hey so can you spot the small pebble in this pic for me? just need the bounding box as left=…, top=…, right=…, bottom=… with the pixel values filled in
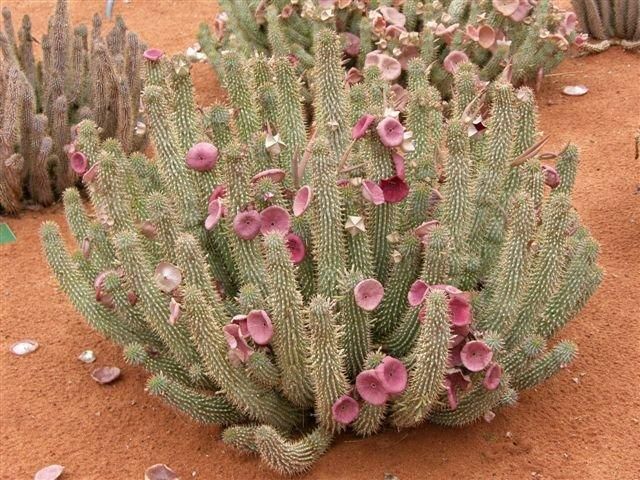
left=78, top=350, right=96, bottom=363
left=10, top=340, right=38, bottom=356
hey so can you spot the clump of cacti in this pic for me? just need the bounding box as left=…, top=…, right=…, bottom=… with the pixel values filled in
left=0, top=0, right=146, bottom=214
left=41, top=30, right=601, bottom=475
left=198, top=0, right=583, bottom=99
left=571, top=0, right=640, bottom=52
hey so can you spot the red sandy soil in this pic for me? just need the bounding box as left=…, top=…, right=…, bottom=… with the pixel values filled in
left=1, top=1, right=639, bottom=479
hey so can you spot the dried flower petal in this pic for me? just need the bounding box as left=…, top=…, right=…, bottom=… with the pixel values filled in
left=34, top=464, right=64, bottom=480
left=91, top=366, right=121, bottom=384
left=542, top=164, right=561, bottom=188
left=562, top=85, right=589, bottom=96
left=168, top=298, right=181, bottom=325
left=154, top=262, right=182, bottom=293
left=10, top=339, right=39, bottom=356
left=342, top=32, right=361, bottom=56
left=443, top=50, right=469, bottom=74
left=144, top=464, right=179, bottom=480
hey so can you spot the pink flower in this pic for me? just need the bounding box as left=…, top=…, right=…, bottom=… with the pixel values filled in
left=390, top=83, right=409, bottom=110
left=361, top=180, right=385, bottom=205
left=293, top=185, right=313, bottom=217
left=460, top=340, right=493, bottom=372
left=385, top=24, right=407, bottom=40
left=493, top=0, right=520, bottom=17
left=380, top=6, right=406, bottom=27
left=375, top=356, right=407, bottom=394
left=331, top=395, right=360, bottom=424
left=354, top=278, right=384, bottom=311
left=448, top=342, right=464, bottom=367
left=542, top=165, right=560, bottom=189
left=434, top=23, right=459, bottom=44
left=205, top=198, right=224, bottom=230
left=414, top=220, right=440, bottom=241
left=376, top=117, right=405, bottom=147
left=186, top=142, right=219, bottom=172
left=70, top=152, right=88, bottom=174
left=447, top=369, right=472, bottom=391
left=318, top=0, right=336, bottom=7
left=83, top=162, right=99, bottom=184
left=443, top=377, right=459, bottom=409
left=233, top=210, right=261, bottom=240
left=143, top=48, right=164, bottom=61
left=365, top=51, right=382, bottom=69
left=379, top=176, right=409, bottom=203
left=260, top=205, right=291, bottom=235
left=352, top=114, right=376, bottom=140
left=483, top=362, right=503, bottom=390
left=378, top=54, right=402, bottom=81
left=223, top=323, right=253, bottom=362
left=251, top=168, right=286, bottom=184
left=346, top=67, right=364, bottom=85
left=449, top=293, right=472, bottom=326
left=478, top=25, right=496, bottom=49
left=246, top=309, right=273, bottom=345
left=342, top=32, right=361, bottom=57
left=509, top=0, right=532, bottom=22
left=168, top=297, right=181, bottom=325
left=408, top=279, right=429, bottom=307
left=209, top=185, right=226, bottom=202
left=286, top=233, right=306, bottom=264
left=443, top=50, right=469, bottom=74
left=231, top=314, right=249, bottom=337
left=465, top=25, right=480, bottom=41
left=356, top=369, right=389, bottom=405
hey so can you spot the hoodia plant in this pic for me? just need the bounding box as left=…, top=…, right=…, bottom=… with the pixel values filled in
left=42, top=29, right=601, bottom=475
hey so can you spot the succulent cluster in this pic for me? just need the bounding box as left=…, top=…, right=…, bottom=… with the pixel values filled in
left=571, top=0, right=640, bottom=52
left=198, top=0, right=583, bottom=99
left=0, top=0, right=146, bottom=214
left=41, top=29, right=601, bottom=475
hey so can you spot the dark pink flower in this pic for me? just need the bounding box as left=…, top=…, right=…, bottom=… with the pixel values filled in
left=70, top=152, right=88, bottom=174
left=449, top=293, right=472, bottom=326
left=223, top=323, right=253, bottom=362
left=352, top=114, right=376, bottom=140
left=331, top=395, right=360, bottom=424
left=460, top=340, right=493, bottom=372
left=342, top=32, right=361, bottom=57
left=452, top=323, right=470, bottom=338
left=392, top=153, right=405, bottom=179
left=231, top=314, right=249, bottom=337
left=356, top=369, right=389, bottom=405
left=379, top=176, right=409, bottom=203
left=251, top=168, right=286, bottom=184
left=448, top=342, right=464, bottom=367
left=286, top=233, right=306, bottom=264
left=376, top=117, right=405, bottom=147
left=447, top=369, right=472, bottom=391
left=542, top=165, right=560, bottom=189
left=375, top=356, right=407, bottom=394
left=483, top=362, right=503, bottom=390
left=186, top=142, right=219, bottom=172
left=293, top=185, right=312, bottom=217
left=443, top=50, right=469, bottom=74
left=233, top=210, right=261, bottom=240
left=346, top=67, right=364, bottom=85
left=246, top=309, right=273, bottom=345
left=354, top=278, right=384, bottom=311
left=260, top=205, right=291, bottom=235
left=408, top=279, right=429, bottom=307
left=361, top=179, right=385, bottom=205
left=478, top=25, right=496, bottom=49
left=209, top=185, right=227, bottom=202
left=143, top=48, right=164, bottom=61
left=205, top=198, right=224, bottom=230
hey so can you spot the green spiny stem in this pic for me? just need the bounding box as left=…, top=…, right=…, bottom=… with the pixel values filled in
left=429, top=382, right=506, bottom=427
left=420, top=225, right=452, bottom=285
left=263, top=232, right=314, bottom=407
left=62, top=188, right=92, bottom=246
left=265, top=5, right=291, bottom=57
left=182, top=285, right=300, bottom=430
left=506, top=193, right=572, bottom=349
left=312, top=29, right=349, bottom=162
left=476, top=192, right=535, bottom=333
left=146, top=192, right=183, bottom=263
left=40, top=222, right=140, bottom=347
left=384, top=305, right=421, bottom=358
left=308, top=295, right=350, bottom=433
left=254, top=425, right=333, bottom=476
left=512, top=341, right=577, bottom=391
left=406, top=83, right=443, bottom=183
left=170, top=54, right=201, bottom=154
left=391, top=290, right=451, bottom=429
left=147, top=373, right=244, bottom=425
left=222, top=425, right=259, bottom=454
left=246, top=350, right=281, bottom=389
left=124, top=343, right=204, bottom=388
left=451, top=62, right=478, bottom=117
left=338, top=270, right=373, bottom=379
left=113, top=230, right=200, bottom=368
left=222, top=51, right=260, bottom=145
left=310, top=137, right=347, bottom=298
left=554, top=143, right=579, bottom=196
left=373, top=235, right=422, bottom=340
left=290, top=216, right=317, bottom=302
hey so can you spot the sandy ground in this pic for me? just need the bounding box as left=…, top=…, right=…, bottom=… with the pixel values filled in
left=1, top=1, right=639, bottom=479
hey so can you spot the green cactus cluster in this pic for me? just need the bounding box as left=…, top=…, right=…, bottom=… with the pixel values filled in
left=41, top=29, right=600, bottom=475
left=0, top=0, right=146, bottom=214
left=572, top=0, right=640, bottom=52
left=198, top=0, right=584, bottom=101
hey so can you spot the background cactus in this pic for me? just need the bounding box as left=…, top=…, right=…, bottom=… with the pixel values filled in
left=41, top=29, right=600, bottom=475
left=571, top=0, right=640, bottom=52
left=0, top=0, right=146, bottom=215
left=198, top=0, right=584, bottom=101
